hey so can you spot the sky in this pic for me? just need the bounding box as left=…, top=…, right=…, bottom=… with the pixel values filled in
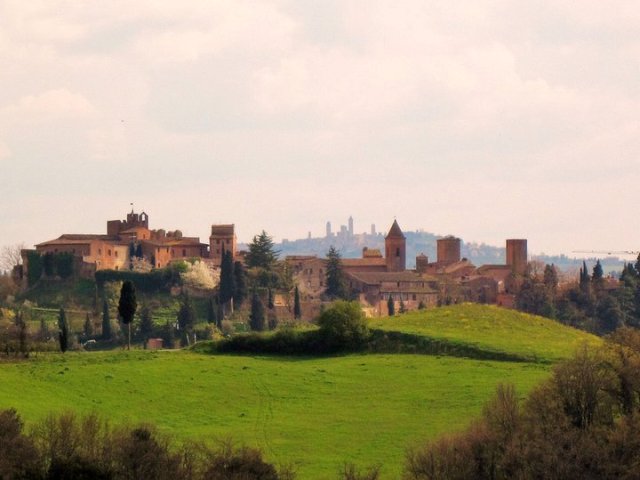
left=1, top=1, right=639, bottom=256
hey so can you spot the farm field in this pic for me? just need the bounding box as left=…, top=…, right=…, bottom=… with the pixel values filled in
left=370, top=303, right=600, bottom=362
left=0, top=351, right=549, bottom=479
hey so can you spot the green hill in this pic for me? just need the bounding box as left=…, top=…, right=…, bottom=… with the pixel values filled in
left=370, top=303, right=600, bottom=363
left=0, top=303, right=598, bottom=478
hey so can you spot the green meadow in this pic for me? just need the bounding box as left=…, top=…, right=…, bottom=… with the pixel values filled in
left=0, top=304, right=598, bottom=478
left=370, top=303, right=600, bottom=362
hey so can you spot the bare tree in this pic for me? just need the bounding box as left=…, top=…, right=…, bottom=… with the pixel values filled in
left=0, top=243, right=25, bottom=273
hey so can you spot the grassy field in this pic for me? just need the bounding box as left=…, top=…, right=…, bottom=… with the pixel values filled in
left=0, top=351, right=549, bottom=479
left=370, top=304, right=600, bottom=362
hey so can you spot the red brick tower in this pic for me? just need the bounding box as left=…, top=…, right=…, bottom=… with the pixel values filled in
left=385, top=220, right=406, bottom=272
left=437, top=236, right=461, bottom=264
left=506, top=239, right=528, bottom=275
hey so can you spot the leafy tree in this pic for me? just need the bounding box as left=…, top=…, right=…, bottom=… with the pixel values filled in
left=293, top=285, right=302, bottom=320
left=16, top=312, right=27, bottom=357
left=58, top=308, right=69, bottom=353
left=233, top=261, right=247, bottom=307
left=161, top=320, right=175, bottom=349
left=317, top=301, right=369, bottom=350
left=117, top=280, right=137, bottom=350
left=139, top=304, right=154, bottom=347
left=592, top=259, right=605, bottom=291
left=102, top=299, right=112, bottom=340
left=219, top=249, right=235, bottom=311
left=177, top=294, right=196, bottom=345
left=325, top=246, right=348, bottom=299
left=387, top=295, right=395, bottom=316
left=543, top=264, right=559, bottom=295
left=39, top=317, right=49, bottom=342
left=249, top=291, right=266, bottom=332
left=245, top=231, right=279, bottom=270
left=83, top=312, right=93, bottom=339
left=135, top=244, right=143, bottom=259
left=418, top=300, right=426, bottom=310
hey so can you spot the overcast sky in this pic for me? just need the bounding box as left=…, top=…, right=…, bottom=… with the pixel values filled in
left=1, top=1, right=639, bottom=256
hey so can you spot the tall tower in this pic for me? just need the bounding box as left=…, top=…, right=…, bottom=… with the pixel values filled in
left=506, top=239, right=527, bottom=276
left=209, top=224, right=237, bottom=266
left=437, top=236, right=461, bottom=264
left=348, top=216, right=354, bottom=237
left=326, top=221, right=332, bottom=238
left=384, top=220, right=406, bottom=272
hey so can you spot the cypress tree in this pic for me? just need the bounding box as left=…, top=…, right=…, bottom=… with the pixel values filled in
left=83, top=312, right=93, bottom=339
left=135, top=243, right=143, bottom=258
left=233, top=261, right=247, bottom=307
left=249, top=291, right=266, bottom=331
left=219, top=249, right=236, bottom=311
left=58, top=308, right=69, bottom=353
left=207, top=297, right=217, bottom=325
left=102, top=299, right=112, bottom=340
left=399, top=297, right=406, bottom=314
left=118, top=280, right=137, bottom=350
left=293, top=285, right=302, bottom=320
left=177, top=293, right=196, bottom=345
left=268, top=288, right=274, bottom=309
left=387, top=295, right=395, bottom=316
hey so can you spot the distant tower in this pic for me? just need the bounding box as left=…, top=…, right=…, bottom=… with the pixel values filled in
left=348, top=216, right=354, bottom=237
left=326, top=221, right=332, bottom=238
left=385, top=220, right=406, bottom=272
left=371, top=224, right=376, bottom=236
left=437, top=236, right=461, bottom=264
left=506, top=239, right=528, bottom=275
left=416, top=253, right=429, bottom=273
left=209, top=224, right=237, bottom=266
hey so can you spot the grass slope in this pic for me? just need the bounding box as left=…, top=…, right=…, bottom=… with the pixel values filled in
left=0, top=351, right=548, bottom=479
left=370, top=303, right=600, bottom=363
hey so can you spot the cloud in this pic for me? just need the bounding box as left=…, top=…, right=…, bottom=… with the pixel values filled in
left=1, top=89, right=96, bottom=120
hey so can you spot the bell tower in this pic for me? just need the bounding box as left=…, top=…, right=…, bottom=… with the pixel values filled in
left=385, top=220, right=406, bottom=272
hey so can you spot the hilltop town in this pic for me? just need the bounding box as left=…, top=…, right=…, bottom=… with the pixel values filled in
left=16, top=209, right=532, bottom=316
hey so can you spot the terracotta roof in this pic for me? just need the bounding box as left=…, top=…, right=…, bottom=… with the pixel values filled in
left=342, top=258, right=386, bottom=267
left=142, top=238, right=207, bottom=248
left=36, top=234, right=116, bottom=247
left=385, top=220, right=405, bottom=239
left=347, top=270, right=437, bottom=284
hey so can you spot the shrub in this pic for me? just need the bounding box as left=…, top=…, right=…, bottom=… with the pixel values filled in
left=317, top=301, right=369, bottom=351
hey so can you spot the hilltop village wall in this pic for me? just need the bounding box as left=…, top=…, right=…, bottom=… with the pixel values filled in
left=21, top=211, right=527, bottom=316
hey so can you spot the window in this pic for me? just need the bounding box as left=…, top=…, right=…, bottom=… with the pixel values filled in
left=412, top=294, right=416, bottom=301
left=115, top=251, right=118, bottom=257
left=108, top=249, right=111, bottom=256
left=182, top=249, right=187, bottom=257
left=216, top=239, right=220, bottom=244
left=319, top=281, right=323, bottom=287
left=396, top=247, right=400, bottom=257
left=98, top=249, right=102, bottom=255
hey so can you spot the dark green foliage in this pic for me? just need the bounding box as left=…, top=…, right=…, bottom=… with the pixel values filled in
left=399, top=298, right=407, bottom=314
left=83, top=312, right=93, bottom=339
left=293, top=285, right=301, bottom=320
left=43, top=252, right=55, bottom=276
left=387, top=295, right=395, bottom=316
left=129, top=242, right=136, bottom=259
left=267, top=288, right=274, bottom=309
left=26, top=251, right=43, bottom=286
left=249, top=291, right=266, bottom=332
left=543, top=264, right=558, bottom=294
left=55, top=253, right=74, bottom=279
left=268, top=310, right=278, bottom=330
left=16, top=312, right=28, bottom=357
left=219, top=249, right=235, bottom=306
left=233, top=261, right=247, bottom=307
left=0, top=409, right=41, bottom=479
left=94, top=267, right=181, bottom=294
left=58, top=308, right=69, bottom=353
left=135, top=243, right=143, bottom=259
left=417, top=300, right=426, bottom=310
left=161, top=320, right=175, bottom=349
left=325, top=246, right=348, bottom=299
left=317, top=301, right=369, bottom=351
left=245, top=231, right=279, bottom=269
left=118, top=280, right=137, bottom=349
left=207, top=297, right=217, bottom=325
left=139, top=304, right=154, bottom=345
left=101, top=300, right=111, bottom=340
left=177, top=294, right=196, bottom=343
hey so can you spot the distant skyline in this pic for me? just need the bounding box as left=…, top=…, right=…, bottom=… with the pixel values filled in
left=2, top=1, right=639, bottom=257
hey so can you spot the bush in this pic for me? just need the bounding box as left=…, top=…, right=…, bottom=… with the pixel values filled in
left=317, top=301, right=369, bottom=351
